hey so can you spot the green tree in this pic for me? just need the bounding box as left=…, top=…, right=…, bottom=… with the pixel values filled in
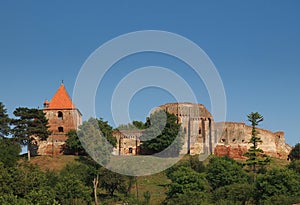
left=25, top=188, right=58, bottom=205
left=165, top=166, right=210, bottom=205
left=12, top=107, right=51, bottom=161
left=133, top=120, right=147, bottom=129
left=0, top=162, right=14, bottom=196
left=206, top=156, right=249, bottom=190
left=263, top=195, right=300, bottom=205
left=213, top=183, right=255, bottom=205
left=98, top=118, right=117, bottom=148
left=117, top=120, right=146, bottom=130
left=289, top=143, right=300, bottom=161
left=77, top=118, right=113, bottom=205
left=288, top=159, right=300, bottom=174
left=10, top=163, right=49, bottom=198
left=0, top=102, right=11, bottom=138
left=99, top=167, right=127, bottom=196
left=189, top=155, right=206, bottom=173
left=255, top=168, right=300, bottom=204
left=52, top=162, right=92, bottom=204
left=0, top=194, right=28, bottom=205
left=141, top=110, right=183, bottom=157
left=55, top=172, right=92, bottom=204
left=0, top=138, right=20, bottom=167
left=243, top=112, right=270, bottom=181
left=66, top=130, right=85, bottom=155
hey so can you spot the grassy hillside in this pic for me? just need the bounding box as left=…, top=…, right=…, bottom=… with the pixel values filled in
left=28, top=155, right=79, bottom=171
left=26, top=154, right=292, bottom=205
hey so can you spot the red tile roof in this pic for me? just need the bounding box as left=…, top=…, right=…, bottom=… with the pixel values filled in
left=47, top=84, right=75, bottom=109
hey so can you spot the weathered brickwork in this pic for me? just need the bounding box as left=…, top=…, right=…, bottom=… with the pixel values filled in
left=113, top=130, right=143, bottom=155
left=35, top=86, right=291, bottom=159
left=214, top=122, right=291, bottom=159
left=159, top=102, right=214, bottom=155
left=116, top=102, right=291, bottom=159
left=33, top=84, right=82, bottom=155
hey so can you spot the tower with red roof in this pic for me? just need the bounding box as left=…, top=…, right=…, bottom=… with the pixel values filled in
left=37, top=83, right=82, bottom=155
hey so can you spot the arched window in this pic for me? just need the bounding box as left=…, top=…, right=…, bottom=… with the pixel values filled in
left=198, top=128, right=202, bottom=135
left=58, top=126, right=64, bottom=132
left=58, top=111, right=63, bottom=120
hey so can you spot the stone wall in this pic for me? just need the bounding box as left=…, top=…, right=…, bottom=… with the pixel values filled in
left=113, top=130, right=143, bottom=155
left=112, top=103, right=291, bottom=160
left=159, top=102, right=214, bottom=155
left=214, top=122, right=291, bottom=159
left=33, top=108, right=82, bottom=155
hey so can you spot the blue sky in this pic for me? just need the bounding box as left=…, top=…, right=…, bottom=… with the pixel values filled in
left=0, top=1, right=299, bottom=146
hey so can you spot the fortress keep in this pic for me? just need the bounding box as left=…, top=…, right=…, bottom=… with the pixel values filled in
left=34, top=84, right=82, bottom=155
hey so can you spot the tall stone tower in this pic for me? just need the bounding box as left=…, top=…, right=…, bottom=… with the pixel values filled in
left=159, top=102, right=215, bottom=155
left=36, top=83, right=82, bottom=155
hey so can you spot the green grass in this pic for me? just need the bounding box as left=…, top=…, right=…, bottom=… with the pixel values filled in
left=133, top=172, right=170, bottom=205
left=26, top=154, right=292, bottom=204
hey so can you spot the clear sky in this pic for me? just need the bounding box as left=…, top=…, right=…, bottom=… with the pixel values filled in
left=0, top=1, right=299, bottom=146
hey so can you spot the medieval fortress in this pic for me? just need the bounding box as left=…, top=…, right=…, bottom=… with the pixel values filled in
left=35, top=84, right=291, bottom=159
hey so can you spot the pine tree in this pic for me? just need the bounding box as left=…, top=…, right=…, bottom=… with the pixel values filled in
left=12, top=107, right=51, bottom=161
left=0, top=102, right=11, bottom=138
left=243, top=112, right=270, bottom=181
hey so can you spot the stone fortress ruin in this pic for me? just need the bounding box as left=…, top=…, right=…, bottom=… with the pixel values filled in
left=115, top=102, right=291, bottom=159
left=36, top=84, right=291, bottom=159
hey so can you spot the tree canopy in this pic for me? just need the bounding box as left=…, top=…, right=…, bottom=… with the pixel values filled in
left=255, top=168, right=300, bottom=203
left=66, top=129, right=85, bottom=155
left=243, top=112, right=270, bottom=181
left=289, top=143, right=300, bottom=161
left=165, top=166, right=210, bottom=205
left=0, top=138, right=20, bottom=167
left=141, top=110, right=183, bottom=157
left=98, top=118, right=117, bottom=147
left=206, top=156, right=249, bottom=189
left=12, top=107, right=51, bottom=160
left=0, top=102, right=10, bottom=138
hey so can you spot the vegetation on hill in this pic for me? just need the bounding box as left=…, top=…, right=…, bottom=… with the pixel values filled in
left=0, top=101, right=299, bottom=204
left=1, top=154, right=299, bottom=205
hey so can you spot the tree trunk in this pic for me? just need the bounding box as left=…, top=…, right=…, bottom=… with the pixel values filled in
left=136, top=176, right=139, bottom=202
left=127, top=176, right=134, bottom=196
left=93, top=174, right=99, bottom=205
left=27, top=143, right=31, bottom=161
left=253, top=163, right=257, bottom=182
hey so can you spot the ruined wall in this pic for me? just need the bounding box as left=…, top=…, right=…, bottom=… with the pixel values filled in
left=159, top=103, right=214, bottom=155
left=214, top=122, right=291, bottom=159
left=112, top=103, right=292, bottom=160
left=113, top=130, right=143, bottom=155
left=33, top=108, right=82, bottom=155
